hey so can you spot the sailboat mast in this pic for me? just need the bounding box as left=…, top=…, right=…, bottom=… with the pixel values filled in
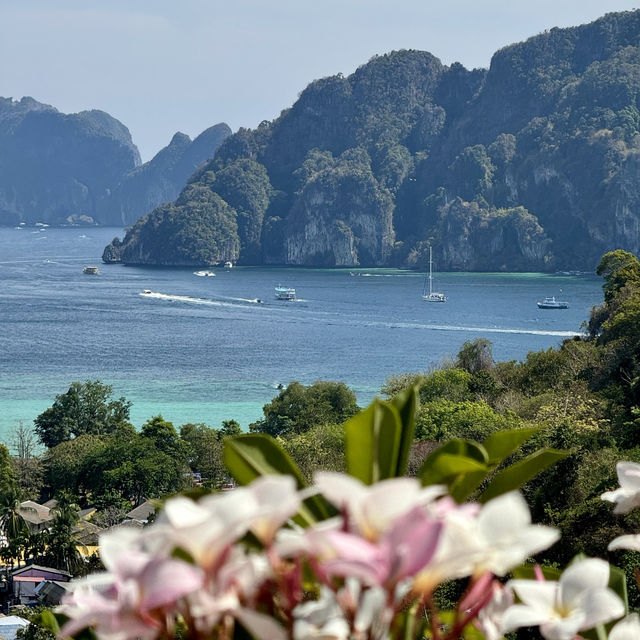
left=429, top=246, right=433, bottom=296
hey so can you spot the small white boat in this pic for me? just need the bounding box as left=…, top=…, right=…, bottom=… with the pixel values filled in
left=142, top=289, right=152, bottom=295
left=422, top=246, right=446, bottom=302
left=193, top=270, right=215, bottom=277
left=537, top=296, right=568, bottom=309
left=224, top=261, right=233, bottom=270
left=275, top=285, right=296, bottom=301
left=82, top=265, right=99, bottom=275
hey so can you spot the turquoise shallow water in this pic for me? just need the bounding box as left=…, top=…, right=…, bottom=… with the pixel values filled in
left=0, top=227, right=604, bottom=442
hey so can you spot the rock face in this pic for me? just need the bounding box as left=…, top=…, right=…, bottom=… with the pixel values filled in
left=104, top=9, right=640, bottom=269
left=0, top=97, right=140, bottom=225
left=0, top=96, right=231, bottom=227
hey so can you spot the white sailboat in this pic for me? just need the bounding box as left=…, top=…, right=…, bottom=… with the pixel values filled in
left=422, top=246, right=447, bottom=302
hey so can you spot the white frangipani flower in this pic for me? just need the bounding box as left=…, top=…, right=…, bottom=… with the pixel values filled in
left=475, top=582, right=514, bottom=640
left=471, top=492, right=560, bottom=576
left=293, top=587, right=349, bottom=640
left=314, top=471, right=445, bottom=540
left=151, top=491, right=255, bottom=569
left=609, top=613, right=640, bottom=640
left=601, top=461, right=640, bottom=514
left=247, top=474, right=302, bottom=545
left=502, top=558, right=625, bottom=640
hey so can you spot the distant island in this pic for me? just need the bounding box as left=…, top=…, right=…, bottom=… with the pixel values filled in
left=0, top=96, right=230, bottom=227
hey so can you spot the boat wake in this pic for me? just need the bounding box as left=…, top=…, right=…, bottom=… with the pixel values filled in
left=227, top=297, right=264, bottom=304
left=139, top=291, right=265, bottom=309
left=422, top=324, right=581, bottom=337
left=378, top=321, right=581, bottom=337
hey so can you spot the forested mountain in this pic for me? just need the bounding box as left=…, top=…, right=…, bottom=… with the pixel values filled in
left=0, top=97, right=140, bottom=226
left=0, top=97, right=230, bottom=226
left=105, top=10, right=640, bottom=271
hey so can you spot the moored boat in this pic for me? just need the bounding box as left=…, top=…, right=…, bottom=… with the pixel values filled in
left=422, top=246, right=446, bottom=302
left=537, top=296, right=568, bottom=309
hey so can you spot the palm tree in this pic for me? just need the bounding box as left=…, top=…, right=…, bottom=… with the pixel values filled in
left=45, top=491, right=84, bottom=574
left=0, top=487, right=30, bottom=566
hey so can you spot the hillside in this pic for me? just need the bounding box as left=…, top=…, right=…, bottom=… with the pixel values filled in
left=0, top=97, right=140, bottom=226
left=105, top=10, right=640, bottom=271
left=0, top=97, right=231, bottom=227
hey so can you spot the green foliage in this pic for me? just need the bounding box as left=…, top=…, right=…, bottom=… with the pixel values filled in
left=0, top=443, right=17, bottom=494
left=249, top=381, right=359, bottom=437
left=417, top=369, right=474, bottom=403
left=223, top=434, right=333, bottom=526
left=456, top=339, right=494, bottom=374
left=180, top=422, right=227, bottom=488
left=16, top=607, right=57, bottom=640
left=596, top=249, right=640, bottom=303
left=280, top=423, right=345, bottom=482
left=416, top=399, right=522, bottom=443
left=43, top=435, right=105, bottom=496
left=43, top=490, right=85, bottom=575
left=344, top=386, right=418, bottom=484
left=141, top=415, right=186, bottom=459
left=34, top=380, right=132, bottom=448
left=418, top=427, right=568, bottom=504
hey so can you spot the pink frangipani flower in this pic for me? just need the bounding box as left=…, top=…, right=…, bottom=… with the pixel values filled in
left=59, top=552, right=203, bottom=640
left=314, top=471, right=445, bottom=541
left=316, top=505, right=442, bottom=588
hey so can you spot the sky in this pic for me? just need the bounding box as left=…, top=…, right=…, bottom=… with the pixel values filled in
left=1, top=1, right=639, bottom=162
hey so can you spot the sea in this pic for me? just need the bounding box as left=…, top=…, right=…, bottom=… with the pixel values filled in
left=0, top=226, right=605, bottom=443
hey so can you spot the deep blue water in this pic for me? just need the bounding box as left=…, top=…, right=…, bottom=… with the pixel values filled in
left=0, top=227, right=605, bottom=438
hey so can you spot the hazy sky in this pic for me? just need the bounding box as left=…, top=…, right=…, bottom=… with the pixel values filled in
left=1, top=1, right=639, bottom=161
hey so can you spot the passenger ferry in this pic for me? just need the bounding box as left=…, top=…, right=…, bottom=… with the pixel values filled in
left=537, top=296, right=568, bottom=309
left=82, top=265, right=99, bottom=275
left=275, top=285, right=296, bottom=301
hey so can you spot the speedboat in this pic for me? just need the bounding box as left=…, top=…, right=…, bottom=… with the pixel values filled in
left=82, top=265, right=99, bottom=275
left=537, top=296, right=568, bottom=309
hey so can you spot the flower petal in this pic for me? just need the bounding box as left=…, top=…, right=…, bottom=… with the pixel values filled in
left=609, top=613, right=640, bottom=640
left=508, top=579, right=557, bottom=613
left=559, top=558, right=609, bottom=609
left=501, top=604, right=554, bottom=633
left=578, top=586, right=625, bottom=630
left=609, top=534, right=640, bottom=552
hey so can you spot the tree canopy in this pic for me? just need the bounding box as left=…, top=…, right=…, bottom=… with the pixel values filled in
left=34, top=381, right=131, bottom=448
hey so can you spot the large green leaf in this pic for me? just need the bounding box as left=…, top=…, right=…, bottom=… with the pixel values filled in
left=344, top=400, right=402, bottom=484
left=482, top=426, right=541, bottom=465
left=511, top=564, right=562, bottom=581
left=419, top=439, right=489, bottom=497
left=387, top=385, right=418, bottom=477
left=480, top=448, right=569, bottom=502
left=224, top=434, right=308, bottom=486
left=223, top=434, right=331, bottom=524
